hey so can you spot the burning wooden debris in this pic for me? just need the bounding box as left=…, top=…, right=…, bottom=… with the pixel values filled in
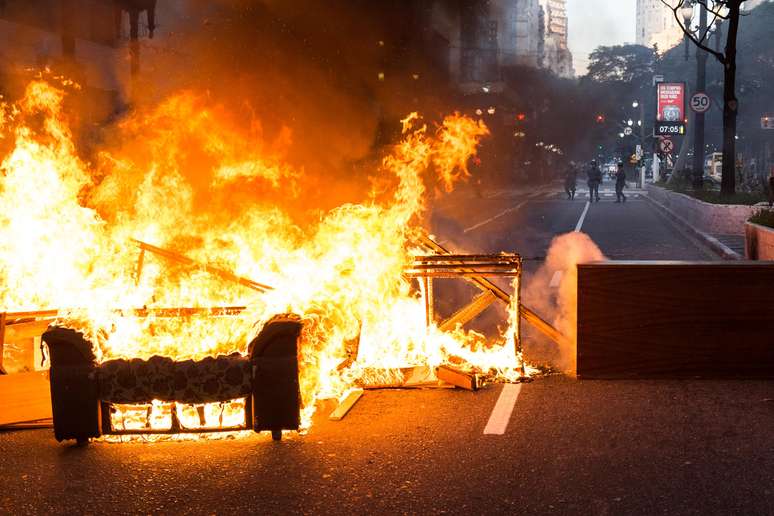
left=0, top=81, right=580, bottom=437
left=435, top=365, right=483, bottom=391
left=1, top=235, right=571, bottom=431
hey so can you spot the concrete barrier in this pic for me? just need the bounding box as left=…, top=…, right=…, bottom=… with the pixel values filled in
left=646, top=184, right=758, bottom=236
left=745, top=222, right=774, bottom=260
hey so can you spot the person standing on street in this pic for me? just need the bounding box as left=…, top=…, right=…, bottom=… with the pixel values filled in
left=588, top=160, right=601, bottom=202
left=564, top=162, right=577, bottom=200
left=615, top=161, right=627, bottom=203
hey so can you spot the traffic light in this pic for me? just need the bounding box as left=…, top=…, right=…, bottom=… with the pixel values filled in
left=595, top=114, right=606, bottom=124
left=516, top=113, right=527, bottom=122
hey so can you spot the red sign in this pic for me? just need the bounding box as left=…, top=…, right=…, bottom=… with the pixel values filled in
left=657, top=83, right=686, bottom=122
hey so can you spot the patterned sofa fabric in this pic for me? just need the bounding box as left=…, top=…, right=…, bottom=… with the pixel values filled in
left=99, top=353, right=252, bottom=404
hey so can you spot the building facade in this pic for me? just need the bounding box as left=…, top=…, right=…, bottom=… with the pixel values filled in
left=427, top=0, right=573, bottom=90
left=540, top=0, right=573, bottom=77
left=636, top=0, right=683, bottom=52
left=491, top=0, right=543, bottom=68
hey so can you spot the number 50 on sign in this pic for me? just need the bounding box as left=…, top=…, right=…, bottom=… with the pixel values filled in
left=690, top=93, right=711, bottom=113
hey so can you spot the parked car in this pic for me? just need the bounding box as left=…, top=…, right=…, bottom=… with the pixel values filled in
left=702, top=175, right=721, bottom=190
left=704, top=152, right=722, bottom=181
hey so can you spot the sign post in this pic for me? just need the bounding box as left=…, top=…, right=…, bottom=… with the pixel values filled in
left=655, top=82, right=686, bottom=136
left=659, top=137, right=675, bottom=155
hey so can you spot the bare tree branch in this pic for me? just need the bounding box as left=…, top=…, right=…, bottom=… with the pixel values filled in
left=660, top=0, right=727, bottom=63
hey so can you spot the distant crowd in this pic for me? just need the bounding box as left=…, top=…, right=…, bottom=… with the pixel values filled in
left=564, top=160, right=628, bottom=203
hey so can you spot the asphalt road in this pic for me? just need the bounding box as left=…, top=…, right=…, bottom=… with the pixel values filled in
left=2, top=181, right=772, bottom=515
left=2, top=377, right=772, bottom=515
left=431, top=181, right=714, bottom=263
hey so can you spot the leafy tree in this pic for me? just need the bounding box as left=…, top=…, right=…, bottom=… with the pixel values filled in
left=586, top=45, right=657, bottom=84
left=580, top=45, right=657, bottom=164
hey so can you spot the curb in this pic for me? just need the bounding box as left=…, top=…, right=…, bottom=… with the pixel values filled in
left=644, top=193, right=743, bottom=261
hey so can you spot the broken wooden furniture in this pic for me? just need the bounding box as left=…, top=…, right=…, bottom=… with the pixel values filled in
left=410, top=237, right=527, bottom=375
left=577, top=261, right=774, bottom=378
left=43, top=313, right=302, bottom=443
left=132, top=239, right=272, bottom=292
left=417, top=235, right=571, bottom=352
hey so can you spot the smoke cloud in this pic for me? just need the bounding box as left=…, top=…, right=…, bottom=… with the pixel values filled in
left=523, top=231, right=606, bottom=374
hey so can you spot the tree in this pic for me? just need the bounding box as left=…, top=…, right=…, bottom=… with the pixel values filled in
left=660, top=0, right=748, bottom=197
left=586, top=45, right=657, bottom=84
left=582, top=45, right=657, bottom=161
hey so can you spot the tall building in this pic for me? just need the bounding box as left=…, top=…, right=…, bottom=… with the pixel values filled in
left=540, top=0, right=573, bottom=77
left=491, top=0, right=542, bottom=68
left=636, top=0, right=683, bottom=51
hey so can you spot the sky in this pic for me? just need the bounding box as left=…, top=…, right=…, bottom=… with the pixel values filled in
left=567, top=0, right=637, bottom=76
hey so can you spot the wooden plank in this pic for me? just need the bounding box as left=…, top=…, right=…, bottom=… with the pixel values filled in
left=402, top=366, right=436, bottom=386
left=0, top=371, right=52, bottom=426
left=439, top=290, right=496, bottom=332
left=133, top=239, right=273, bottom=292
left=0, top=419, right=52, bottom=430
left=423, top=276, right=434, bottom=327
left=577, top=261, right=774, bottom=378
left=435, top=365, right=482, bottom=391
left=4, top=319, right=52, bottom=343
left=328, top=389, right=364, bottom=421
left=2, top=338, right=36, bottom=372
left=0, top=312, right=6, bottom=374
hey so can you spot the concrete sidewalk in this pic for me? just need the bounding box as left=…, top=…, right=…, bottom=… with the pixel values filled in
left=644, top=187, right=745, bottom=260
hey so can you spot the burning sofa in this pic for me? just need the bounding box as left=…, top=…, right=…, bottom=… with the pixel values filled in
left=43, top=314, right=302, bottom=443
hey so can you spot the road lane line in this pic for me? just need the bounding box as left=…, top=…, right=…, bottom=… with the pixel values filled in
left=574, top=201, right=590, bottom=233
left=483, top=383, right=522, bottom=435
left=463, top=201, right=527, bottom=234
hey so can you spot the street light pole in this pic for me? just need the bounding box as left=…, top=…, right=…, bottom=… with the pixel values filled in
left=631, top=100, right=646, bottom=188
left=692, top=3, right=708, bottom=188
left=640, top=100, right=646, bottom=188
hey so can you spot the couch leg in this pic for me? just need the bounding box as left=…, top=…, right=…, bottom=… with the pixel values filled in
left=271, top=429, right=282, bottom=441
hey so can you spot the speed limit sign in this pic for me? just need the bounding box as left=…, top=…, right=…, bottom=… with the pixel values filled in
left=690, top=92, right=711, bottom=113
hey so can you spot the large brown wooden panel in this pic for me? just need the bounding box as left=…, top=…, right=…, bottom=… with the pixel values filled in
left=577, top=261, right=774, bottom=378
left=0, top=371, right=52, bottom=426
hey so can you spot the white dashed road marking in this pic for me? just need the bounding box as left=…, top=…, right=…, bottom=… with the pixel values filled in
left=483, top=383, right=522, bottom=435
left=463, top=190, right=545, bottom=234
left=463, top=201, right=527, bottom=234
left=574, top=201, right=590, bottom=233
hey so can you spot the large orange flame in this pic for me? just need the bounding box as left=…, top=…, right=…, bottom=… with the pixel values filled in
left=0, top=79, right=525, bottom=432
